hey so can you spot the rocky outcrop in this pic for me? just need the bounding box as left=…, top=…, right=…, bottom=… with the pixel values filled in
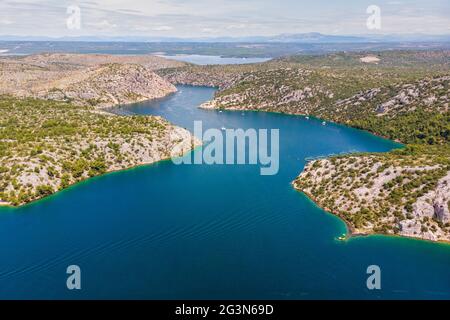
left=35, top=64, right=177, bottom=108
left=360, top=56, right=381, bottom=64
left=415, top=172, right=450, bottom=223
left=0, top=96, right=201, bottom=207
left=158, top=68, right=239, bottom=89
left=0, top=54, right=182, bottom=108
left=0, top=54, right=195, bottom=207
left=397, top=172, right=450, bottom=241
left=197, top=68, right=334, bottom=115
left=335, top=76, right=450, bottom=117
left=294, top=153, right=450, bottom=242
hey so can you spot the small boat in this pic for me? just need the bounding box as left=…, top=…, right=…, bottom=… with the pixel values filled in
left=337, top=234, right=346, bottom=241
left=322, top=121, right=327, bottom=126
left=219, top=110, right=223, bottom=113
left=221, top=127, right=226, bottom=131
left=305, top=116, right=310, bottom=120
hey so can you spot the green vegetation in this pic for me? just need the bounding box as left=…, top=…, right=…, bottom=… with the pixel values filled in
left=0, top=96, right=177, bottom=206
left=295, top=145, right=450, bottom=238
left=351, top=110, right=449, bottom=145
left=160, top=50, right=450, bottom=241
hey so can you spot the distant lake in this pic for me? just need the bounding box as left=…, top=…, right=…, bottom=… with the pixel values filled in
left=155, top=54, right=271, bottom=65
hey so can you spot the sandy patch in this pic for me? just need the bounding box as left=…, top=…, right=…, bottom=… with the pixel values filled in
left=360, top=56, right=381, bottom=64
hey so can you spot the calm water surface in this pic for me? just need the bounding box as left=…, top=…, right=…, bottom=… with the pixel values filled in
left=0, top=85, right=449, bottom=299
left=155, top=54, right=271, bottom=65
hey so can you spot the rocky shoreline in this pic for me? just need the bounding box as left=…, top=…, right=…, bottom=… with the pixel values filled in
left=0, top=125, right=201, bottom=208
left=294, top=153, right=450, bottom=242
left=0, top=98, right=202, bottom=207
left=0, top=53, right=199, bottom=207
left=2, top=51, right=449, bottom=244
left=303, top=185, right=450, bottom=245
left=160, top=54, right=450, bottom=243
left=200, top=92, right=450, bottom=242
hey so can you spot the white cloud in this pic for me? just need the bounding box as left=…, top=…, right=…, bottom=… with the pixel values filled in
left=0, top=19, right=14, bottom=25
left=0, top=0, right=448, bottom=37
left=87, top=20, right=118, bottom=29
left=152, top=26, right=173, bottom=31
left=201, top=28, right=217, bottom=33
left=226, top=24, right=247, bottom=30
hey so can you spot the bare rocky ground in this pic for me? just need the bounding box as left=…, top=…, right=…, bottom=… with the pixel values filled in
left=0, top=54, right=200, bottom=206
left=294, top=152, right=450, bottom=242
left=334, top=76, right=450, bottom=119
left=0, top=53, right=185, bottom=108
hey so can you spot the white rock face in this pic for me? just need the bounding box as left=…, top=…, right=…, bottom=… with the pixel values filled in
left=35, top=64, right=177, bottom=108
left=396, top=172, right=450, bottom=241
left=295, top=155, right=450, bottom=242
left=416, top=172, right=450, bottom=221
left=376, top=76, right=450, bottom=115
left=360, top=56, right=381, bottom=64
left=435, top=174, right=450, bottom=223
left=0, top=54, right=181, bottom=108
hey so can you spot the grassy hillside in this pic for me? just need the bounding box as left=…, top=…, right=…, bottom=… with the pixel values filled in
left=0, top=97, right=196, bottom=206
left=161, top=50, right=450, bottom=242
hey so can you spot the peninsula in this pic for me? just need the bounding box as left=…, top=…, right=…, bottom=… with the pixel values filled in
left=0, top=54, right=198, bottom=206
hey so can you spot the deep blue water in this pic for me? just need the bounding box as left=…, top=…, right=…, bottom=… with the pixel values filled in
left=0, top=85, right=449, bottom=300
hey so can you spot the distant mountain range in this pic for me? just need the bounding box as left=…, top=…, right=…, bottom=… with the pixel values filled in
left=1, top=32, right=450, bottom=43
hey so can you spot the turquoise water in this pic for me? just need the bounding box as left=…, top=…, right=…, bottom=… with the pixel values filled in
left=0, top=85, right=449, bottom=299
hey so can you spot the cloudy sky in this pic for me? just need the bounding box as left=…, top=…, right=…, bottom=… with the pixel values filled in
left=0, top=0, right=449, bottom=38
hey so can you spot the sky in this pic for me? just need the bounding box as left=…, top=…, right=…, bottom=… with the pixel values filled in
left=0, top=0, right=449, bottom=38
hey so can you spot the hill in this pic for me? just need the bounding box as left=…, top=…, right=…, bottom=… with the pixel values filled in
left=161, top=51, right=450, bottom=242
